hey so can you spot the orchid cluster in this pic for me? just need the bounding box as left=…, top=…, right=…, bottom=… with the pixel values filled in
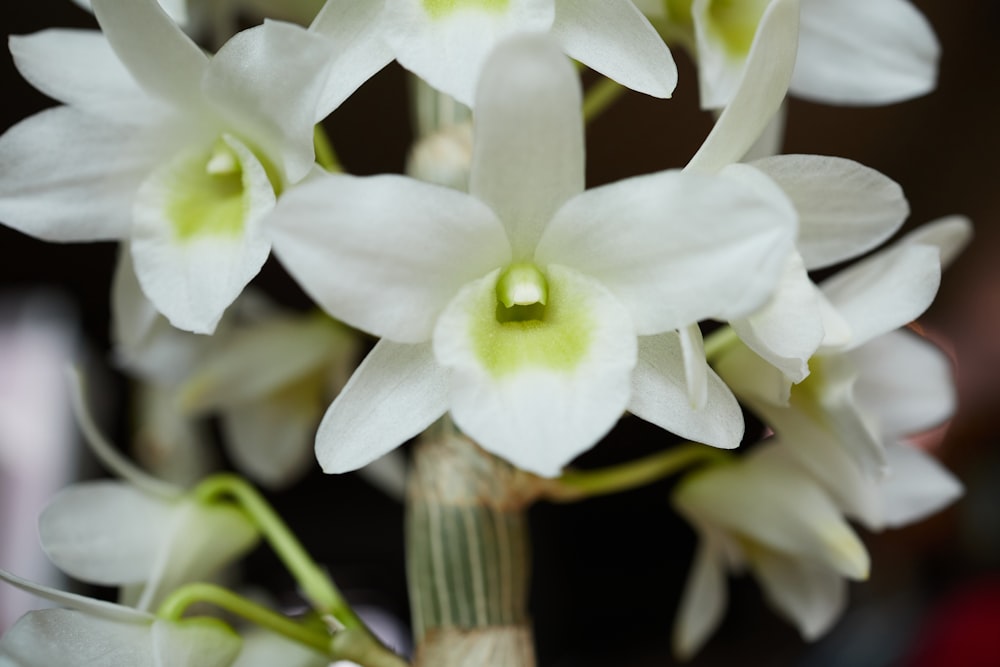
left=0, top=0, right=969, bottom=664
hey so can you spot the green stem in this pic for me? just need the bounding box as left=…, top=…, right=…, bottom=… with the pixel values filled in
left=193, top=474, right=362, bottom=630
left=703, top=324, right=739, bottom=362
left=314, top=124, right=342, bottom=172
left=583, top=77, right=626, bottom=123
left=158, top=583, right=331, bottom=654
left=542, top=443, right=730, bottom=502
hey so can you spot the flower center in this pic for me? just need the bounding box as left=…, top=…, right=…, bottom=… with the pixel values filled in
left=495, top=261, right=548, bottom=323
left=704, top=0, right=769, bottom=58
left=422, top=0, right=510, bottom=19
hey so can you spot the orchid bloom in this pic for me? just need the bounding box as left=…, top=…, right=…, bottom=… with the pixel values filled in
left=714, top=216, right=973, bottom=479
left=267, top=34, right=796, bottom=478
left=0, top=570, right=242, bottom=667
left=638, top=0, right=939, bottom=109
left=309, top=0, right=678, bottom=108
left=672, top=444, right=870, bottom=659
left=38, top=371, right=259, bottom=612
left=0, top=0, right=354, bottom=333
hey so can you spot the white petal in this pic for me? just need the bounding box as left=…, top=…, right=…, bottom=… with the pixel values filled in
left=0, top=108, right=172, bottom=242
left=382, top=0, right=555, bottom=106
left=469, top=33, right=584, bottom=259
left=792, top=0, right=939, bottom=105
left=551, top=0, right=677, bottom=98
left=536, top=166, right=796, bottom=334
left=730, top=252, right=824, bottom=383
left=9, top=30, right=167, bottom=124
left=204, top=20, right=334, bottom=184
left=0, top=610, right=155, bottom=667
left=434, top=265, right=636, bottom=477
left=851, top=329, right=955, bottom=437
left=131, top=134, right=275, bottom=334
left=901, top=215, right=974, bottom=270
left=111, top=245, right=161, bottom=359
left=231, top=629, right=327, bottom=667
left=38, top=482, right=174, bottom=586
left=270, top=173, right=510, bottom=342
left=675, top=453, right=870, bottom=579
left=689, top=0, right=770, bottom=109
left=793, top=354, right=889, bottom=479
left=0, top=569, right=152, bottom=623
left=220, top=391, right=322, bottom=489
left=749, top=549, right=847, bottom=640
left=878, top=441, right=963, bottom=529
left=679, top=323, right=708, bottom=409
left=180, top=316, right=350, bottom=412
left=309, top=0, right=396, bottom=117
left=820, top=243, right=941, bottom=351
left=713, top=338, right=792, bottom=407
left=686, top=0, right=800, bottom=173
left=135, top=499, right=260, bottom=611
left=750, top=155, right=908, bottom=270
left=672, top=539, right=727, bottom=661
left=0, top=609, right=240, bottom=667
left=316, top=340, right=449, bottom=473
left=92, top=0, right=209, bottom=110
left=629, top=333, right=743, bottom=449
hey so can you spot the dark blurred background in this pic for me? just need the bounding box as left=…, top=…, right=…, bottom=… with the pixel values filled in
left=2, top=1, right=999, bottom=665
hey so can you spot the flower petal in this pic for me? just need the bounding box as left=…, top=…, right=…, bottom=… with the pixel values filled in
left=820, top=243, right=941, bottom=351
left=679, top=323, right=708, bottom=409
left=180, top=316, right=350, bottom=412
left=220, top=390, right=323, bottom=489
left=9, top=30, right=167, bottom=124
left=309, top=0, right=396, bottom=117
left=629, top=333, right=743, bottom=449
left=203, top=20, right=335, bottom=184
left=469, top=33, right=584, bottom=259
left=792, top=0, right=939, bottom=105
left=686, top=0, right=799, bottom=173
left=434, top=265, right=636, bottom=477
left=750, top=155, right=908, bottom=270
left=92, top=0, right=209, bottom=110
left=730, top=252, right=824, bottom=383
left=536, top=166, right=796, bottom=334
left=0, top=107, right=173, bottom=242
left=748, top=549, right=847, bottom=640
left=316, top=340, right=450, bottom=473
left=0, top=609, right=241, bottom=667
left=382, top=0, right=555, bottom=106
left=676, top=451, right=870, bottom=579
left=672, top=539, right=727, bottom=661
left=38, top=482, right=175, bottom=586
left=879, top=441, right=963, bottom=529
left=851, top=329, right=955, bottom=437
left=270, top=173, right=510, bottom=343
left=551, top=0, right=677, bottom=98
left=131, top=133, right=275, bottom=334
left=901, top=215, right=974, bottom=270
left=0, top=569, right=151, bottom=623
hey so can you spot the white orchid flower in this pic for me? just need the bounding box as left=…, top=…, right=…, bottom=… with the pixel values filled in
left=268, top=34, right=796, bottom=478
left=0, top=570, right=242, bottom=667
left=672, top=444, right=870, bottom=660
left=715, top=216, right=973, bottom=478
left=640, top=0, right=939, bottom=109
left=0, top=0, right=358, bottom=334
left=676, top=0, right=912, bottom=390
left=309, top=0, right=678, bottom=108
left=39, top=371, right=259, bottom=612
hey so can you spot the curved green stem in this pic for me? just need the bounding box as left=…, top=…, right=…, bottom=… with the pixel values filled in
left=158, top=583, right=331, bottom=654
left=314, top=124, right=342, bottom=172
left=193, top=474, right=363, bottom=630
left=542, top=443, right=730, bottom=502
left=583, top=77, right=626, bottom=123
